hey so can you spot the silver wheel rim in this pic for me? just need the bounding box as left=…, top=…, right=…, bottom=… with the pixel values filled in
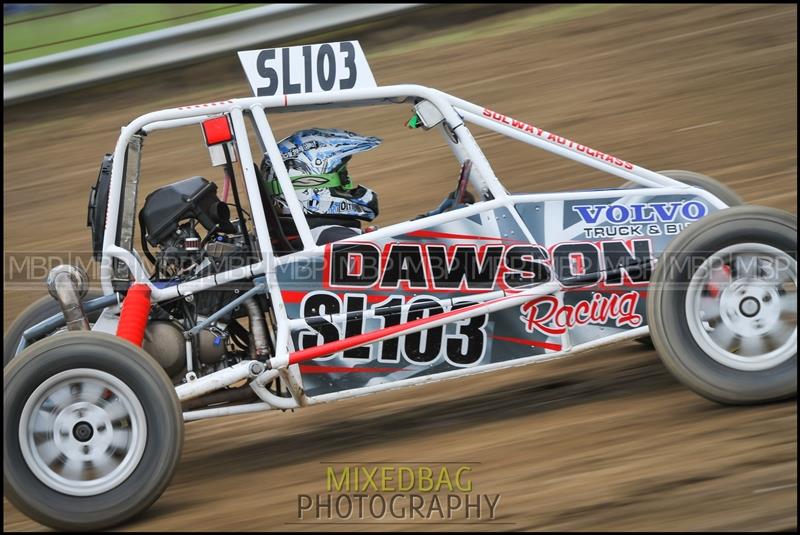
left=19, top=368, right=147, bottom=496
left=685, top=243, right=797, bottom=371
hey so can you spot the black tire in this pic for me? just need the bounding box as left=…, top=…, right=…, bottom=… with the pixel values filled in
left=622, top=169, right=744, bottom=207
left=648, top=206, right=797, bottom=404
left=3, top=332, right=184, bottom=530
left=624, top=170, right=743, bottom=348
left=4, top=290, right=104, bottom=368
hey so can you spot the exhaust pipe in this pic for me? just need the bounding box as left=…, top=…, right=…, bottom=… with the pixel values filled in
left=46, top=265, right=90, bottom=331
left=244, top=297, right=269, bottom=358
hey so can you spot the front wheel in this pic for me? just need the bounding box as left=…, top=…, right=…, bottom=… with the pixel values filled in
left=3, top=332, right=184, bottom=530
left=624, top=170, right=743, bottom=348
left=622, top=169, right=743, bottom=206
left=648, top=206, right=796, bottom=404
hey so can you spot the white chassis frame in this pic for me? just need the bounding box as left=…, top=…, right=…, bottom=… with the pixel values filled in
left=97, top=84, right=730, bottom=421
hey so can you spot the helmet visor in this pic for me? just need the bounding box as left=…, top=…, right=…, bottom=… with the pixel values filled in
left=268, top=167, right=355, bottom=195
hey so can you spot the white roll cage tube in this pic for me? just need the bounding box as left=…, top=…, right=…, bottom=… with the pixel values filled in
left=97, top=84, right=730, bottom=420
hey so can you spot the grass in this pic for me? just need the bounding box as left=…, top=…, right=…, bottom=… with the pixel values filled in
left=3, top=3, right=628, bottom=121
left=3, top=4, right=261, bottom=64
left=371, top=4, right=619, bottom=59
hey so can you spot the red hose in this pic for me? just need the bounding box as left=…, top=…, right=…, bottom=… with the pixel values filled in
left=116, top=283, right=151, bottom=346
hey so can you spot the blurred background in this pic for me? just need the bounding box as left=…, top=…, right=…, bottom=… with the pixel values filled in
left=4, top=3, right=797, bottom=531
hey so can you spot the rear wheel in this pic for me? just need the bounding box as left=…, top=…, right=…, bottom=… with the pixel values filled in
left=648, top=206, right=796, bottom=404
left=3, top=332, right=184, bottom=530
left=4, top=290, right=104, bottom=368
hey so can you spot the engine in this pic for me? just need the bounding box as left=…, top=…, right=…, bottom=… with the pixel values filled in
left=140, top=177, right=240, bottom=277
left=136, top=176, right=268, bottom=381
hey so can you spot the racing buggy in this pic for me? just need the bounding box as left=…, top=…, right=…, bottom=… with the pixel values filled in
left=4, top=42, right=796, bottom=530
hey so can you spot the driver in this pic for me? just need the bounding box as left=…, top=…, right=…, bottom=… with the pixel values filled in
left=262, top=128, right=381, bottom=245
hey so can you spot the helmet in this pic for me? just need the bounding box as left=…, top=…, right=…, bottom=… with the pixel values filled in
left=263, top=128, right=381, bottom=222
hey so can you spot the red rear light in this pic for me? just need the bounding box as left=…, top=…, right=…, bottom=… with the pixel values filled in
left=202, top=116, right=233, bottom=145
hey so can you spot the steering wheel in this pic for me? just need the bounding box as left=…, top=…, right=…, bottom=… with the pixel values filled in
left=412, top=160, right=475, bottom=220
left=444, top=159, right=473, bottom=212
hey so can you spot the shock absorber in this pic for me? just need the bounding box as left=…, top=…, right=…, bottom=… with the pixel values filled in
left=116, top=283, right=151, bottom=346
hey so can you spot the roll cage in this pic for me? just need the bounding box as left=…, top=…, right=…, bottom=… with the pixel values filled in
left=103, top=84, right=716, bottom=295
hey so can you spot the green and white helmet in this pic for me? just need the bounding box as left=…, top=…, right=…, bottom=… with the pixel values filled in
left=262, top=128, right=382, bottom=221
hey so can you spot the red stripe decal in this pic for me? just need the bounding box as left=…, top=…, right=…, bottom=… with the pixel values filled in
left=492, top=334, right=562, bottom=352
left=280, top=291, right=308, bottom=304
left=405, top=230, right=527, bottom=243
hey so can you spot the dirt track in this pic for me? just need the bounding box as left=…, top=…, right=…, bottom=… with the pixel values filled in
left=3, top=4, right=797, bottom=531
